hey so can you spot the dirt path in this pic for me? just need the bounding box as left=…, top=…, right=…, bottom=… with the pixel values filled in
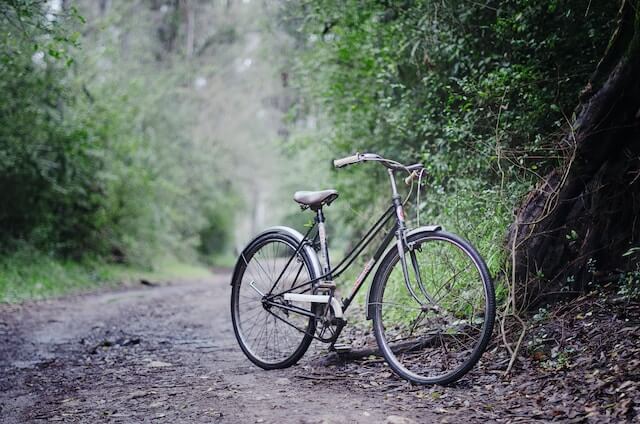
left=0, top=272, right=438, bottom=423
left=1, top=272, right=638, bottom=423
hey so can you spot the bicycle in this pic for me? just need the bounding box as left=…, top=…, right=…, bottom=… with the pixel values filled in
left=230, top=153, right=495, bottom=385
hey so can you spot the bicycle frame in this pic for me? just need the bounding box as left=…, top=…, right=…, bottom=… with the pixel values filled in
left=263, top=169, right=413, bottom=318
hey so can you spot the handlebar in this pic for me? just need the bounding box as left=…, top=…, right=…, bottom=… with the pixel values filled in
left=333, top=152, right=424, bottom=185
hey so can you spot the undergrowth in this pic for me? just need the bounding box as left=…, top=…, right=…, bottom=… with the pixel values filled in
left=0, top=248, right=212, bottom=303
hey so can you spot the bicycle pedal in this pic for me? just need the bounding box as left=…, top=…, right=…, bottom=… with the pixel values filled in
left=332, top=343, right=352, bottom=354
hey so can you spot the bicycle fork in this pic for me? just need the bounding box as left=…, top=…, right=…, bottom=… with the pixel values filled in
left=388, top=169, right=432, bottom=308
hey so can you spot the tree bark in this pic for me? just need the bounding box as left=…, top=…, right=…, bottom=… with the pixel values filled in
left=508, top=0, right=640, bottom=308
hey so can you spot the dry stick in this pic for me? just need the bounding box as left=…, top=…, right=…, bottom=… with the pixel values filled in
left=311, top=336, right=439, bottom=367
left=499, top=237, right=515, bottom=358
left=495, top=89, right=507, bottom=196
left=511, top=218, right=519, bottom=315
left=294, top=374, right=343, bottom=381
left=499, top=311, right=514, bottom=360
left=495, top=90, right=518, bottom=362
left=502, top=220, right=528, bottom=376
left=505, top=314, right=527, bottom=376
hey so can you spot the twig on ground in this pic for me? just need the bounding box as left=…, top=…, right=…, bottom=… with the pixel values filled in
left=293, top=374, right=344, bottom=381
left=505, top=314, right=527, bottom=376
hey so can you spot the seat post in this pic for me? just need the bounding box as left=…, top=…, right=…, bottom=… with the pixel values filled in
left=315, top=208, right=331, bottom=279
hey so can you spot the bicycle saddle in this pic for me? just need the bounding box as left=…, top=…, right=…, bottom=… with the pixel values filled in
left=293, top=189, right=338, bottom=210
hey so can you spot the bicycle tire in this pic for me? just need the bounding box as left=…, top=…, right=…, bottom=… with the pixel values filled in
left=231, top=230, right=318, bottom=369
left=370, top=229, right=495, bottom=385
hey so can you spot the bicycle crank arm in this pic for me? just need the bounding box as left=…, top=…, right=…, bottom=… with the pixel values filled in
left=283, top=293, right=344, bottom=319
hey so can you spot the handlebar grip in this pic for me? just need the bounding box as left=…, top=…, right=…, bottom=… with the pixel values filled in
left=333, top=153, right=361, bottom=168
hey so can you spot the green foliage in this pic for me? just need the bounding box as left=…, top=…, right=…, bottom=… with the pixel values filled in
left=280, top=0, right=619, bottom=289
left=198, top=204, right=236, bottom=260
left=0, top=245, right=117, bottom=303
left=0, top=1, right=98, bottom=253
left=0, top=245, right=214, bottom=303
left=407, top=178, right=517, bottom=280
left=287, top=0, right=616, bottom=181
left=617, top=264, right=640, bottom=300
left=0, top=1, right=239, bottom=267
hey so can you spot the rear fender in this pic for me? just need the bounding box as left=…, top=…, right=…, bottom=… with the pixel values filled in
left=230, top=226, right=322, bottom=286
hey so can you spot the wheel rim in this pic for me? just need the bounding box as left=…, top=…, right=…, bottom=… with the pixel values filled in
left=234, top=238, right=314, bottom=365
left=376, top=236, right=491, bottom=382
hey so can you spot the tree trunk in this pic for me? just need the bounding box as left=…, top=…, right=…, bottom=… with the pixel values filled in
left=508, top=0, right=640, bottom=308
left=183, top=0, right=195, bottom=58
left=98, top=0, right=110, bottom=15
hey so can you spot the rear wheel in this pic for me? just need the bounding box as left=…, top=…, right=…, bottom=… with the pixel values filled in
left=371, top=230, right=495, bottom=385
left=231, top=232, right=318, bottom=369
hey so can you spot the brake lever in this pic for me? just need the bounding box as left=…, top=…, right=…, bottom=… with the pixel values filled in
left=404, top=171, right=418, bottom=185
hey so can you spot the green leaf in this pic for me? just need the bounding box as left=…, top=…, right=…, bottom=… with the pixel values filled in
left=622, top=247, right=640, bottom=257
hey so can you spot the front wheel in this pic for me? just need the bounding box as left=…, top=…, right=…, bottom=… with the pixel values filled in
left=370, top=230, right=495, bottom=385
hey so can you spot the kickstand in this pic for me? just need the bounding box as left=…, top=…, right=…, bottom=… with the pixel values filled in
left=327, top=319, right=348, bottom=352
